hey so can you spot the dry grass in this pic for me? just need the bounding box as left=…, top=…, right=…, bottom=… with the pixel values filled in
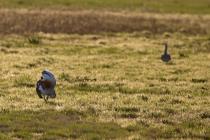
left=0, top=9, right=210, bottom=35
left=0, top=33, right=209, bottom=139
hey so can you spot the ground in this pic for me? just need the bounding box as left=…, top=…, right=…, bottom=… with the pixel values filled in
left=0, top=0, right=210, bottom=140
left=0, top=33, right=210, bottom=139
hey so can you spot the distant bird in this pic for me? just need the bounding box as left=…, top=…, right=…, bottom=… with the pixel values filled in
left=36, top=70, right=56, bottom=101
left=161, top=43, right=171, bottom=62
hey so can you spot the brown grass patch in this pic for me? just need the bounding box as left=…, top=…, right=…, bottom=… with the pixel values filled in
left=0, top=9, right=210, bottom=34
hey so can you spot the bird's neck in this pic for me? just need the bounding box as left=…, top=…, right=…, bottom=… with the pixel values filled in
left=164, top=44, right=168, bottom=54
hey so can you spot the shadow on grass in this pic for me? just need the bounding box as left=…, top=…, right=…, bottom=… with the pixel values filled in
left=0, top=110, right=129, bottom=139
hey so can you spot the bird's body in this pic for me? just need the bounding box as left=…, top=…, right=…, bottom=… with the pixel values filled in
left=36, top=70, right=56, bottom=101
left=161, top=43, right=171, bottom=62
left=161, top=53, right=171, bottom=62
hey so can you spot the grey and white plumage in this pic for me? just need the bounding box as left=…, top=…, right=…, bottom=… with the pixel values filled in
left=36, top=70, right=56, bottom=101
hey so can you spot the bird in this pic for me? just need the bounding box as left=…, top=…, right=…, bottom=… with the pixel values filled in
left=161, top=43, right=171, bottom=62
left=36, top=70, right=56, bottom=102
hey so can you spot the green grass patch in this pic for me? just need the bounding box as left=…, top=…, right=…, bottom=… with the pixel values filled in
left=0, top=110, right=129, bottom=139
left=0, top=0, right=210, bottom=14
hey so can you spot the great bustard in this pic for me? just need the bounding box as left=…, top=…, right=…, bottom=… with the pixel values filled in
left=36, top=70, right=56, bottom=102
left=161, top=43, right=171, bottom=62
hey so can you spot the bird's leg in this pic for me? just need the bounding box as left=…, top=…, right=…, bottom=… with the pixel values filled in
left=44, top=95, right=49, bottom=102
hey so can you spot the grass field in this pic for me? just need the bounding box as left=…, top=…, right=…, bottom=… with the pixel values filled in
left=0, top=0, right=210, bottom=14
left=0, top=0, right=210, bottom=139
left=0, top=33, right=210, bottom=139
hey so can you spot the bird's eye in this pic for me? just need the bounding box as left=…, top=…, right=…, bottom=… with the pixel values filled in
left=41, top=76, right=43, bottom=79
